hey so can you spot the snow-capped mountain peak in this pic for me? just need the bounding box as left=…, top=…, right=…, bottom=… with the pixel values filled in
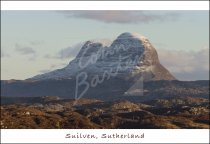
left=29, top=32, right=175, bottom=81
left=116, top=32, right=148, bottom=40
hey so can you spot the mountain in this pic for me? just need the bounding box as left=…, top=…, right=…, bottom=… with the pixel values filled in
left=2, top=32, right=209, bottom=100
left=1, top=32, right=209, bottom=129
left=1, top=32, right=177, bottom=99
left=29, top=32, right=175, bottom=81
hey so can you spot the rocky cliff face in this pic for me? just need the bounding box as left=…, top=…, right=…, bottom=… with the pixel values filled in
left=29, top=32, right=175, bottom=81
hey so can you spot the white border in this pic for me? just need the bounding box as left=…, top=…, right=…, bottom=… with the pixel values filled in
left=1, top=1, right=209, bottom=10
left=1, top=129, right=210, bottom=143
left=1, top=1, right=209, bottom=144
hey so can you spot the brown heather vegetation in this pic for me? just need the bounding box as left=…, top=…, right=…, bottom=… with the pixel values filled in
left=1, top=96, right=209, bottom=129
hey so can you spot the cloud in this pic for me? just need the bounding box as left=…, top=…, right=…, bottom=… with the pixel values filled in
left=60, top=11, right=179, bottom=24
left=1, top=50, right=10, bottom=58
left=57, top=42, right=84, bottom=59
left=46, top=38, right=112, bottom=60
left=158, top=48, right=209, bottom=81
left=15, top=44, right=37, bottom=60
left=15, top=44, right=36, bottom=55
left=44, top=42, right=83, bottom=60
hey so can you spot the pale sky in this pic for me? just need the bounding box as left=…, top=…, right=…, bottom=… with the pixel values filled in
left=1, top=10, right=209, bottom=80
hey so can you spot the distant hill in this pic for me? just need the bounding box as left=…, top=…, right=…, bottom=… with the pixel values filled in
left=1, top=79, right=209, bottom=101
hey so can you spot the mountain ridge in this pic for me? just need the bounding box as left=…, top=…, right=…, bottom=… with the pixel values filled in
left=29, top=32, right=176, bottom=81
